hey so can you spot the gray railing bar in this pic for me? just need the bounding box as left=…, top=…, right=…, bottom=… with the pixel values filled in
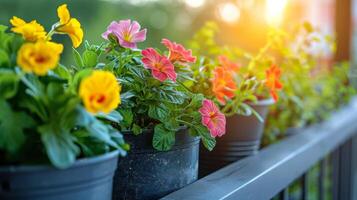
left=318, top=159, right=326, bottom=200
left=332, top=149, right=340, bottom=200
left=301, top=173, right=308, bottom=200
left=162, top=98, right=357, bottom=200
left=278, top=188, right=289, bottom=200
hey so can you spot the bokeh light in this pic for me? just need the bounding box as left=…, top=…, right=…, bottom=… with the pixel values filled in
left=218, top=2, right=241, bottom=24
left=265, top=0, right=288, bottom=26
left=183, top=0, right=206, bottom=8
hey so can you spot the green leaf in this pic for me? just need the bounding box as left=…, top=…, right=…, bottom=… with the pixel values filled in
left=118, top=109, right=133, bottom=127
left=159, top=89, right=187, bottom=104
left=163, top=118, right=180, bottom=131
left=0, top=100, right=34, bottom=153
left=0, top=25, right=8, bottom=32
left=82, top=50, right=98, bottom=68
left=0, top=49, right=10, bottom=66
left=194, top=124, right=216, bottom=151
left=72, top=47, right=84, bottom=68
left=53, top=64, right=71, bottom=80
left=152, top=124, right=175, bottom=151
left=97, top=110, right=123, bottom=123
left=39, top=124, right=80, bottom=169
left=0, top=70, right=19, bottom=99
left=132, top=123, right=142, bottom=135
left=76, top=107, right=118, bottom=147
left=148, top=104, right=170, bottom=121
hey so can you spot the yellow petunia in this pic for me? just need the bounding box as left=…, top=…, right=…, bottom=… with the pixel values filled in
left=10, top=16, right=47, bottom=42
left=56, top=4, right=83, bottom=48
left=17, top=41, right=63, bottom=75
left=79, top=71, right=121, bottom=114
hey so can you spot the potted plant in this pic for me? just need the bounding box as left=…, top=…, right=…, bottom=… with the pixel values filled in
left=0, top=5, right=128, bottom=200
left=262, top=23, right=356, bottom=144
left=187, top=22, right=283, bottom=176
left=73, top=19, right=226, bottom=200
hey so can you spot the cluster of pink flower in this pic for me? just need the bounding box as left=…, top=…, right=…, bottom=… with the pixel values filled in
left=102, top=19, right=226, bottom=138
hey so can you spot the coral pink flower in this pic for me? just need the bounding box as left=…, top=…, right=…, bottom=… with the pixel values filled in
left=199, top=99, right=226, bottom=138
left=161, top=38, right=196, bottom=64
left=218, top=55, right=240, bottom=72
left=102, top=19, right=146, bottom=49
left=141, top=48, right=177, bottom=82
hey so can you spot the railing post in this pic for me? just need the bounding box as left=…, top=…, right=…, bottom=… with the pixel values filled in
left=351, top=135, right=357, bottom=200
left=333, top=135, right=357, bottom=200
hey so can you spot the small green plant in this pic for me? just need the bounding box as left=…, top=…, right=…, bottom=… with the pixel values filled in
left=0, top=4, right=127, bottom=169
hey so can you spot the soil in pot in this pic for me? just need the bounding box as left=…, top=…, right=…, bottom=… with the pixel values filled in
left=0, top=151, right=119, bottom=200
left=200, top=98, right=274, bottom=177
left=112, top=128, right=200, bottom=200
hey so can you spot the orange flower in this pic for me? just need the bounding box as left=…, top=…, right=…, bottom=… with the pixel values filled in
left=211, top=67, right=237, bottom=104
left=265, top=64, right=283, bottom=101
left=218, top=55, right=239, bottom=72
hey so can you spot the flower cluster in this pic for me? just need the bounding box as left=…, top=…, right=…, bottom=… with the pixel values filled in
left=100, top=19, right=226, bottom=148
left=10, top=4, right=83, bottom=76
left=265, top=65, right=283, bottom=102
left=0, top=4, right=127, bottom=168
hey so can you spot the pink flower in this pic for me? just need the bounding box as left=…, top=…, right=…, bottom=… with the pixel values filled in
left=141, top=48, right=177, bottom=82
left=199, top=99, right=226, bottom=138
left=161, top=38, right=196, bottom=64
left=102, top=19, right=147, bottom=49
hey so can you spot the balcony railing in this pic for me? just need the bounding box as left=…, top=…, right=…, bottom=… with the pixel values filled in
left=162, top=98, right=357, bottom=200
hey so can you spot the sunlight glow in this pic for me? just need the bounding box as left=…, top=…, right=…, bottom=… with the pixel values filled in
left=184, top=0, right=206, bottom=8
left=218, top=3, right=240, bottom=24
left=265, top=0, right=288, bottom=26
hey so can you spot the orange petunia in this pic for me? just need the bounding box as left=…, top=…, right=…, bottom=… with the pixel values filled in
left=265, top=64, right=283, bottom=102
left=218, top=55, right=240, bottom=72
left=211, top=67, right=237, bottom=104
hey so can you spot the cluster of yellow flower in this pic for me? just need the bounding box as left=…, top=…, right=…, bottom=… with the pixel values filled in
left=11, top=4, right=83, bottom=75
left=10, top=4, right=121, bottom=115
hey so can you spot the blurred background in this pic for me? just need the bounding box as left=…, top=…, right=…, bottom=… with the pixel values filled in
left=0, top=0, right=337, bottom=65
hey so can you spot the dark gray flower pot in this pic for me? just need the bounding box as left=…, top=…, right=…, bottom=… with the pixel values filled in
left=200, top=98, right=274, bottom=177
left=0, top=151, right=119, bottom=200
left=112, top=128, right=200, bottom=200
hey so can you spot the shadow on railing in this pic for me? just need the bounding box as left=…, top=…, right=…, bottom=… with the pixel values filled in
left=162, top=98, right=357, bottom=200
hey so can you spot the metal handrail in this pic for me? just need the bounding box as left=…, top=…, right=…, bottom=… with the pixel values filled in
left=162, top=98, right=357, bottom=200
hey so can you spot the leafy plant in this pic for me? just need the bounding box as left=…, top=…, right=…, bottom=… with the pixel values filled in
left=68, top=20, right=226, bottom=152
left=187, top=22, right=282, bottom=120
left=0, top=5, right=127, bottom=169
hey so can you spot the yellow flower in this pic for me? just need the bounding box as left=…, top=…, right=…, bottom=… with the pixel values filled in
left=79, top=71, right=121, bottom=114
left=17, top=41, right=63, bottom=75
left=56, top=4, right=83, bottom=48
left=10, top=16, right=47, bottom=42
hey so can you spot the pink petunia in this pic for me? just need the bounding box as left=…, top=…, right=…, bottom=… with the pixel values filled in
left=141, top=48, right=177, bottom=82
left=161, top=38, right=196, bottom=64
left=199, top=99, right=226, bottom=138
left=102, top=19, right=147, bottom=49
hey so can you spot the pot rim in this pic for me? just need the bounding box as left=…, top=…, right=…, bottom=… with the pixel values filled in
left=249, top=98, right=275, bottom=106
left=121, top=125, right=187, bottom=135
left=0, top=150, right=119, bottom=172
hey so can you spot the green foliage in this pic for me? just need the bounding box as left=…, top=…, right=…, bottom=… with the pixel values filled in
left=262, top=24, right=355, bottom=145
left=0, top=26, right=127, bottom=168
left=81, top=34, right=216, bottom=151
left=188, top=22, right=262, bottom=117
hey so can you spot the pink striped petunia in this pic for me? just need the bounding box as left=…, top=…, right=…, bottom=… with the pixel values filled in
left=161, top=38, right=196, bottom=64
left=199, top=99, right=226, bottom=138
left=141, top=48, right=177, bottom=82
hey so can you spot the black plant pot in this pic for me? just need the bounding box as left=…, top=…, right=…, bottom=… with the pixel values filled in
left=200, top=99, right=274, bottom=177
left=0, top=151, right=119, bottom=200
left=112, top=128, right=200, bottom=200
